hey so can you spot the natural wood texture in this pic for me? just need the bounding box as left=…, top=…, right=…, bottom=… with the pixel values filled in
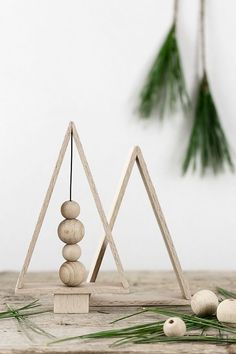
left=88, top=146, right=190, bottom=300
left=57, top=219, right=85, bottom=244
left=59, top=261, right=86, bottom=286
left=88, top=147, right=138, bottom=283
left=15, top=122, right=72, bottom=289
left=191, top=290, right=219, bottom=316
left=72, top=122, right=129, bottom=289
left=54, top=294, right=90, bottom=314
left=217, top=299, right=236, bottom=323
left=16, top=122, right=188, bottom=307
left=15, top=122, right=129, bottom=303
left=163, top=317, right=186, bottom=337
left=15, top=281, right=129, bottom=295
left=61, top=200, right=80, bottom=219
left=136, top=148, right=190, bottom=300
left=2, top=271, right=236, bottom=354
left=62, top=244, right=81, bottom=261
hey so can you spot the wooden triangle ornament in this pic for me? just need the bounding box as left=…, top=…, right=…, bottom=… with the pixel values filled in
left=15, top=121, right=190, bottom=312
left=15, top=122, right=129, bottom=313
left=88, top=146, right=191, bottom=303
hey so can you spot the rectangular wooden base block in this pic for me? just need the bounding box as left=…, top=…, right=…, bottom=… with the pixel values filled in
left=54, top=294, right=90, bottom=313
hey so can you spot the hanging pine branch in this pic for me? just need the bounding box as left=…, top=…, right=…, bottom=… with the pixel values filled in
left=183, top=0, right=234, bottom=174
left=138, top=0, right=189, bottom=118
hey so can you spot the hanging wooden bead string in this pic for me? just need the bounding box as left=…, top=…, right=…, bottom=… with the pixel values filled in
left=57, top=129, right=86, bottom=286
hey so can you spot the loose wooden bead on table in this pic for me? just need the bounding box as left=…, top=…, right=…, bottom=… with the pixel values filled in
left=191, top=289, right=218, bottom=317
left=163, top=317, right=186, bottom=337
left=57, top=219, right=84, bottom=244
left=217, top=299, right=236, bottom=323
left=62, top=244, right=81, bottom=261
left=61, top=200, right=80, bottom=219
left=59, top=261, right=86, bottom=286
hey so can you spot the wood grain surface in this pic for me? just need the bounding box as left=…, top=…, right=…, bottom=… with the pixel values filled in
left=88, top=146, right=190, bottom=300
left=1, top=270, right=236, bottom=354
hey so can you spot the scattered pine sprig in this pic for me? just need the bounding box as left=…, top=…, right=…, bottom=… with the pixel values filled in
left=138, top=24, right=189, bottom=119
left=0, top=300, right=54, bottom=341
left=217, top=287, right=236, bottom=299
left=48, top=306, right=236, bottom=347
left=183, top=74, right=234, bottom=174
left=126, top=335, right=236, bottom=345
left=0, top=299, right=44, bottom=319
left=145, top=307, right=236, bottom=334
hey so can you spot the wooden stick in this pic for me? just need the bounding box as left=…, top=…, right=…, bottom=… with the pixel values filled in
left=88, top=146, right=190, bottom=299
left=16, top=122, right=72, bottom=289
left=136, top=147, right=191, bottom=299
left=71, top=122, right=129, bottom=289
left=88, top=146, right=139, bottom=282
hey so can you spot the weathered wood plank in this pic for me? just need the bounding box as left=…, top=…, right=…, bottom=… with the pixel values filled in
left=1, top=271, right=236, bottom=354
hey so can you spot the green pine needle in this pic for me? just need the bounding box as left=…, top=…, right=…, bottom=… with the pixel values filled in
left=183, top=74, right=234, bottom=174
left=49, top=306, right=236, bottom=347
left=138, top=24, right=189, bottom=119
left=127, top=335, right=236, bottom=345
left=217, top=287, right=236, bottom=299
left=0, top=300, right=55, bottom=341
left=144, top=307, right=236, bottom=334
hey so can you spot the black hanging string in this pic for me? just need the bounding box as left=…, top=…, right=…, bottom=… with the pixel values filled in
left=69, top=129, right=73, bottom=201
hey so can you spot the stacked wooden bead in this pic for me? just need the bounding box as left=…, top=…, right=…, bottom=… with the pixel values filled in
left=57, top=201, right=86, bottom=287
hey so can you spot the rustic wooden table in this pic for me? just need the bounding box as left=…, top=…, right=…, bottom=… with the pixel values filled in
left=0, top=271, right=235, bottom=354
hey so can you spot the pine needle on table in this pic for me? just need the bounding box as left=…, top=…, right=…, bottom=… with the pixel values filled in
left=48, top=306, right=236, bottom=347
left=217, top=287, right=236, bottom=299
left=0, top=299, right=55, bottom=341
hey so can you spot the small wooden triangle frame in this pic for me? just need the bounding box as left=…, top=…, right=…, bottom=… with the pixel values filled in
left=15, top=121, right=129, bottom=295
left=88, top=146, right=191, bottom=301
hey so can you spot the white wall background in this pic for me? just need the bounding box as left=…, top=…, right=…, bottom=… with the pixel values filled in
left=0, top=0, right=236, bottom=273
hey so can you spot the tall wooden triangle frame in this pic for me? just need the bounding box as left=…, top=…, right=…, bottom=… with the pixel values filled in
left=15, top=121, right=129, bottom=294
left=88, top=146, right=191, bottom=300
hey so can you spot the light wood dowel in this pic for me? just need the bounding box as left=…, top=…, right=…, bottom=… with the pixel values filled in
left=136, top=147, right=190, bottom=299
left=16, top=122, right=72, bottom=289
left=71, top=122, right=129, bottom=289
left=88, top=146, right=138, bottom=282
left=88, top=146, right=190, bottom=299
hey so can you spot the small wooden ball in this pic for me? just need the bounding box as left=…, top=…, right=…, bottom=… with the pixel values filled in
left=191, top=290, right=219, bottom=317
left=163, top=317, right=186, bottom=337
left=59, top=261, right=86, bottom=286
left=62, top=244, right=81, bottom=261
left=217, top=299, right=236, bottom=324
left=61, top=200, right=80, bottom=219
left=58, top=219, right=84, bottom=244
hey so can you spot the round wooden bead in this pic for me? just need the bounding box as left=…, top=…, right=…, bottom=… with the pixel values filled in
left=217, top=299, right=236, bottom=324
left=61, top=200, right=80, bottom=219
left=191, top=290, right=219, bottom=317
left=59, top=261, right=86, bottom=286
left=163, top=317, right=186, bottom=337
left=62, top=244, right=81, bottom=261
left=58, top=219, right=84, bottom=244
